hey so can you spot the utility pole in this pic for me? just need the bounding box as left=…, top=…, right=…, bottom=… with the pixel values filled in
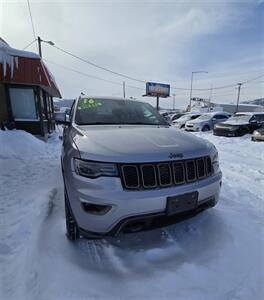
left=156, top=95, right=160, bottom=111
left=172, top=93, right=176, bottom=110
left=189, top=72, right=194, bottom=112
left=235, top=83, right=242, bottom=113
left=123, top=81, right=126, bottom=98
left=37, top=36, right=42, bottom=58
left=37, top=36, right=55, bottom=58
left=189, top=71, right=208, bottom=112
left=208, top=85, right=213, bottom=112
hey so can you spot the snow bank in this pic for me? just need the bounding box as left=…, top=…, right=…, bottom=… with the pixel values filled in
left=0, top=130, right=263, bottom=300
left=0, top=130, right=46, bottom=158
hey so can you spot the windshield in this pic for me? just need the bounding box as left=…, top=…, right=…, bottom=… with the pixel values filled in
left=195, top=114, right=213, bottom=121
left=74, top=98, right=168, bottom=126
left=176, top=114, right=194, bottom=122
left=227, top=114, right=251, bottom=122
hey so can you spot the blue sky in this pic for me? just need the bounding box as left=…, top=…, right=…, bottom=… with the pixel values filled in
left=1, top=0, right=263, bottom=108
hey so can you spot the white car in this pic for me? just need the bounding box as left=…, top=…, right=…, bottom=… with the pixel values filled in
left=185, top=112, right=230, bottom=132
left=172, top=113, right=201, bottom=129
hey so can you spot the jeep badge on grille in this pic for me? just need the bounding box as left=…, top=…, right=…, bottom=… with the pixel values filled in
left=169, top=153, right=184, bottom=159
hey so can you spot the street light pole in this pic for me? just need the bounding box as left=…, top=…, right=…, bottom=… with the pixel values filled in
left=172, top=93, right=176, bottom=110
left=189, top=71, right=208, bottom=112
left=37, top=36, right=55, bottom=58
left=235, top=83, right=242, bottom=113
left=123, top=81, right=126, bottom=98
left=189, top=72, right=194, bottom=111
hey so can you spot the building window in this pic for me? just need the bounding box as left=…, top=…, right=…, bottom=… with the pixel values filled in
left=9, top=88, right=38, bottom=121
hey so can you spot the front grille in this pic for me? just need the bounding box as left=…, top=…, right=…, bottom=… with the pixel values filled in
left=141, top=165, right=157, bottom=188
left=119, top=156, right=213, bottom=190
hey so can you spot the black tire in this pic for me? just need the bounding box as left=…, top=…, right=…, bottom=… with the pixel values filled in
left=65, top=190, right=80, bottom=240
left=202, top=125, right=210, bottom=132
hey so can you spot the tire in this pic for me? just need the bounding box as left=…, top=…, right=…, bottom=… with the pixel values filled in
left=65, top=189, right=80, bottom=240
left=202, top=125, right=210, bottom=132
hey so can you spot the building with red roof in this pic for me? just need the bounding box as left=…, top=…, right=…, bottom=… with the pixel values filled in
left=0, top=38, right=61, bottom=137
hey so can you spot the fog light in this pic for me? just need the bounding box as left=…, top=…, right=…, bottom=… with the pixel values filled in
left=81, top=202, right=112, bottom=215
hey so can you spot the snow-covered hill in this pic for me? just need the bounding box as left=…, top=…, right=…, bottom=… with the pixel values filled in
left=0, top=129, right=263, bottom=300
left=242, top=98, right=264, bottom=106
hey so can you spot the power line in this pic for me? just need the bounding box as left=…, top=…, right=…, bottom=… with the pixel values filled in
left=23, top=38, right=37, bottom=50
left=26, top=0, right=37, bottom=41
left=241, top=73, right=264, bottom=84
left=51, top=44, right=146, bottom=84
left=45, top=42, right=264, bottom=92
left=44, top=59, right=145, bottom=91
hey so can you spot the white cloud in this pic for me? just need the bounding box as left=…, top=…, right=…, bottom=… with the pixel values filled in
left=1, top=0, right=263, bottom=108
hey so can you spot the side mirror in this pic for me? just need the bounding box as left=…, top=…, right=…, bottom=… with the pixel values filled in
left=54, top=112, right=70, bottom=125
left=212, top=118, right=217, bottom=121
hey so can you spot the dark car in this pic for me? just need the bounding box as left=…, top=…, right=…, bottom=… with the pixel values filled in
left=213, top=112, right=264, bottom=137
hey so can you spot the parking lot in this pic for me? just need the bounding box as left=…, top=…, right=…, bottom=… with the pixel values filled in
left=1, top=129, right=263, bottom=300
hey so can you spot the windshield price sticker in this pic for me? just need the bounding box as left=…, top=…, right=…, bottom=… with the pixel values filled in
left=78, top=98, right=103, bottom=110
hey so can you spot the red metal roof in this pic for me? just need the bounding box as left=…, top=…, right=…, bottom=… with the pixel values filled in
left=0, top=40, right=61, bottom=97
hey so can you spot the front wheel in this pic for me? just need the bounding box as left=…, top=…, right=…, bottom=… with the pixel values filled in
left=202, top=125, right=210, bottom=132
left=65, top=189, right=80, bottom=240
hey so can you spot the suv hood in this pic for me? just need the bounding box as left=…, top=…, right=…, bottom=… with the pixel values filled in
left=220, top=119, right=249, bottom=126
left=72, top=125, right=214, bottom=163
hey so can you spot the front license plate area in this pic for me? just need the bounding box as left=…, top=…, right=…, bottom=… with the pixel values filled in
left=166, top=191, right=198, bottom=215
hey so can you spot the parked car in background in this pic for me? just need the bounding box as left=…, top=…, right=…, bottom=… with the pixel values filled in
left=252, top=126, right=264, bottom=141
left=160, top=111, right=171, bottom=122
left=172, top=113, right=201, bottom=129
left=170, top=113, right=186, bottom=123
left=58, top=96, right=222, bottom=240
left=213, top=112, right=264, bottom=137
left=185, top=112, right=230, bottom=132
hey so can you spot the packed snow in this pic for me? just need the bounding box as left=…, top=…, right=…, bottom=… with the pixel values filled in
left=0, top=128, right=263, bottom=300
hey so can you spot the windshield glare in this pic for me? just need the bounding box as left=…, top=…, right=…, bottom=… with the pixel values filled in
left=228, top=114, right=251, bottom=122
left=176, top=115, right=192, bottom=122
left=196, top=114, right=213, bottom=121
left=74, top=98, right=168, bottom=126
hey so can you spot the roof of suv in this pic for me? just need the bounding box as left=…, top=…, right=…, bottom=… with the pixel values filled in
left=235, top=112, right=264, bottom=116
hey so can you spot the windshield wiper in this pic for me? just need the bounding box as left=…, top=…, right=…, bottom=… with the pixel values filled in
left=77, top=122, right=167, bottom=126
left=118, top=122, right=167, bottom=125
left=77, top=122, right=120, bottom=125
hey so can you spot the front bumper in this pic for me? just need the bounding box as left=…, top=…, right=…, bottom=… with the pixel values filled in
left=64, top=170, right=222, bottom=236
left=213, top=128, right=240, bottom=137
left=79, top=196, right=217, bottom=238
left=252, top=134, right=264, bottom=141
left=185, top=125, right=200, bottom=132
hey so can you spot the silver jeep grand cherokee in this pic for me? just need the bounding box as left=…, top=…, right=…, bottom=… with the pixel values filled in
left=60, top=96, right=222, bottom=240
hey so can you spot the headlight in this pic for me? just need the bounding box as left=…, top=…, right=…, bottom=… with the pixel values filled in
left=74, top=159, right=118, bottom=178
left=210, top=146, right=220, bottom=174
left=254, top=131, right=260, bottom=136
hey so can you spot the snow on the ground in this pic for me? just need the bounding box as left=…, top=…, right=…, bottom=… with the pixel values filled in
left=0, top=128, right=263, bottom=300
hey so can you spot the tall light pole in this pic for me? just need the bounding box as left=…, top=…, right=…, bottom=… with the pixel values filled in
left=172, top=93, right=176, bottom=110
left=235, top=83, right=242, bottom=113
left=123, top=81, right=126, bottom=98
left=37, top=36, right=54, bottom=58
left=189, top=71, right=208, bottom=111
